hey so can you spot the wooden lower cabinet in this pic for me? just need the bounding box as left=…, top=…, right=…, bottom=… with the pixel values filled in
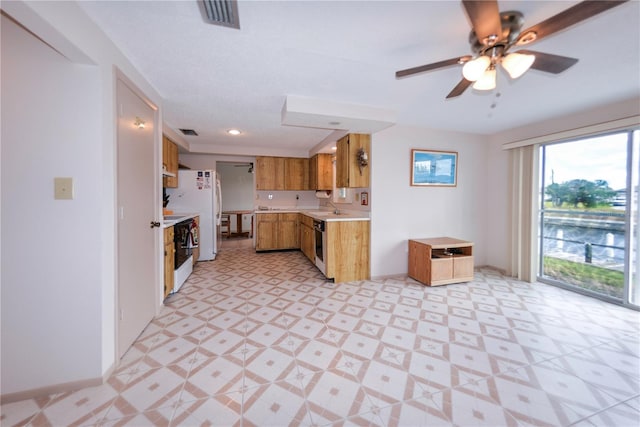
left=163, top=226, right=175, bottom=298
left=255, top=213, right=299, bottom=251
left=325, top=220, right=370, bottom=283
left=299, top=214, right=315, bottom=261
left=408, top=237, right=474, bottom=286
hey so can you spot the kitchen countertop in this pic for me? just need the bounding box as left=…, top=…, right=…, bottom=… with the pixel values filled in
left=255, top=208, right=370, bottom=222
left=162, top=212, right=198, bottom=227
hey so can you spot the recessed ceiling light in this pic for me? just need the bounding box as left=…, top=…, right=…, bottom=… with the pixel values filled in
left=227, top=129, right=241, bottom=135
left=331, top=146, right=337, bottom=151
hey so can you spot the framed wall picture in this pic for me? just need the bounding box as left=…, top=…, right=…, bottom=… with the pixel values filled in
left=411, top=149, right=458, bottom=187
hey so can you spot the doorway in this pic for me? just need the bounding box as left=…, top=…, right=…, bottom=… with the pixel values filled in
left=217, top=161, right=254, bottom=249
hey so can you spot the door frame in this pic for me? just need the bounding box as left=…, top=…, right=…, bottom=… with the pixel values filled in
left=114, top=68, right=163, bottom=361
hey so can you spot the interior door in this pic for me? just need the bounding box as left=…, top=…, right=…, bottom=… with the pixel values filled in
left=116, top=77, right=157, bottom=358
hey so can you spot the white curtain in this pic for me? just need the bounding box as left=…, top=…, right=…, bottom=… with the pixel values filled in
left=508, top=145, right=538, bottom=282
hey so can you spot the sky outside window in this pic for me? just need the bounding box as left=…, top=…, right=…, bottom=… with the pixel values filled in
left=545, top=133, right=628, bottom=191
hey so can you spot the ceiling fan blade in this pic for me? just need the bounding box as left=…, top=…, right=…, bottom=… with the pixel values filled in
left=446, top=78, right=473, bottom=99
left=517, top=1, right=628, bottom=45
left=462, top=0, right=501, bottom=43
left=396, top=57, right=468, bottom=78
left=517, top=50, right=579, bottom=74
left=396, top=57, right=467, bottom=78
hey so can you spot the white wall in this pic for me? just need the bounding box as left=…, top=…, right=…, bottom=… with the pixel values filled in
left=1, top=15, right=103, bottom=394
left=1, top=1, right=162, bottom=397
left=370, top=125, right=490, bottom=278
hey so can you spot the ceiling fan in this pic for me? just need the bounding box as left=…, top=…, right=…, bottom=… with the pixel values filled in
left=396, top=0, right=628, bottom=98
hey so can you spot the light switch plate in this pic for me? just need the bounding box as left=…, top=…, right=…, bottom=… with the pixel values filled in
left=54, top=177, right=74, bottom=200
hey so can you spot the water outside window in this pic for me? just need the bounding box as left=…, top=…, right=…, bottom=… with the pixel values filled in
left=538, top=130, right=639, bottom=308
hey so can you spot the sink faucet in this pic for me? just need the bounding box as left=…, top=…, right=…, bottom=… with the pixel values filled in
left=327, top=200, right=340, bottom=215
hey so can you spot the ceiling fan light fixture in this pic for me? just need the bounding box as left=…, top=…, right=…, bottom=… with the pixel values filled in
left=501, top=52, right=535, bottom=79
left=462, top=55, right=491, bottom=82
left=472, top=67, right=497, bottom=91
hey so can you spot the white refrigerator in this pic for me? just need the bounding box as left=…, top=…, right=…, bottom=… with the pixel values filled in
left=166, top=170, right=222, bottom=260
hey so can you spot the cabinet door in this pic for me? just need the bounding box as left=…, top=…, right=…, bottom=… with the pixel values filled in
left=453, top=256, right=474, bottom=280
left=164, top=242, right=174, bottom=298
left=310, top=154, right=333, bottom=190
left=335, top=135, right=350, bottom=188
left=163, top=136, right=179, bottom=188
left=256, top=214, right=279, bottom=250
left=163, top=226, right=174, bottom=298
left=431, top=258, right=453, bottom=282
left=285, top=158, right=309, bottom=190
left=256, top=157, right=285, bottom=190
left=336, top=134, right=370, bottom=188
left=278, top=213, right=299, bottom=249
left=300, top=223, right=314, bottom=261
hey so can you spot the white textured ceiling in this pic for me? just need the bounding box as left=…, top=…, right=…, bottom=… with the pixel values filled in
left=79, top=0, right=640, bottom=155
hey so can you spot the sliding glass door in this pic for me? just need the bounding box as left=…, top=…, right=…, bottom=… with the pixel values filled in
left=538, top=129, right=639, bottom=309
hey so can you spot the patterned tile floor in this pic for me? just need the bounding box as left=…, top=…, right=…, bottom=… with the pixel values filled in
left=2, top=248, right=639, bottom=426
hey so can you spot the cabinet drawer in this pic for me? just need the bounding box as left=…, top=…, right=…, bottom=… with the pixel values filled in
left=453, top=256, right=474, bottom=279
left=430, top=257, right=452, bottom=282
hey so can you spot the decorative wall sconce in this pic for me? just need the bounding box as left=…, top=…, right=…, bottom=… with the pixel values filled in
left=134, top=117, right=146, bottom=129
left=356, top=147, right=368, bottom=176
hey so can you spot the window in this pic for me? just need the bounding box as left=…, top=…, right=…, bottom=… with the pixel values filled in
left=538, top=130, right=639, bottom=308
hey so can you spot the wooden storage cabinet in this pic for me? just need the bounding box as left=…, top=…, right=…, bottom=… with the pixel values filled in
left=325, top=220, right=370, bottom=283
left=256, top=157, right=285, bottom=190
left=255, top=213, right=299, bottom=251
left=285, top=157, right=309, bottom=190
left=162, top=135, right=179, bottom=188
left=408, top=237, right=474, bottom=286
left=336, top=133, right=370, bottom=188
left=309, top=153, right=333, bottom=190
left=163, top=226, right=175, bottom=298
left=299, top=214, right=315, bottom=262
left=278, top=213, right=299, bottom=248
left=255, top=156, right=309, bottom=190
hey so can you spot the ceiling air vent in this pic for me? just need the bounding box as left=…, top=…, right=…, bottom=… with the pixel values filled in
left=199, top=0, right=240, bottom=29
left=179, top=129, right=199, bottom=136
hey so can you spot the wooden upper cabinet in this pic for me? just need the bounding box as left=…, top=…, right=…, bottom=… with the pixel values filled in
left=162, top=135, right=179, bottom=188
left=335, top=133, right=370, bottom=188
left=255, top=156, right=308, bottom=190
left=256, top=157, right=285, bottom=190
left=309, top=153, right=333, bottom=190
left=284, top=157, right=309, bottom=190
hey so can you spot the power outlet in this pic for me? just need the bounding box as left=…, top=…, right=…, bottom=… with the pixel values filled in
left=54, top=177, right=74, bottom=200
